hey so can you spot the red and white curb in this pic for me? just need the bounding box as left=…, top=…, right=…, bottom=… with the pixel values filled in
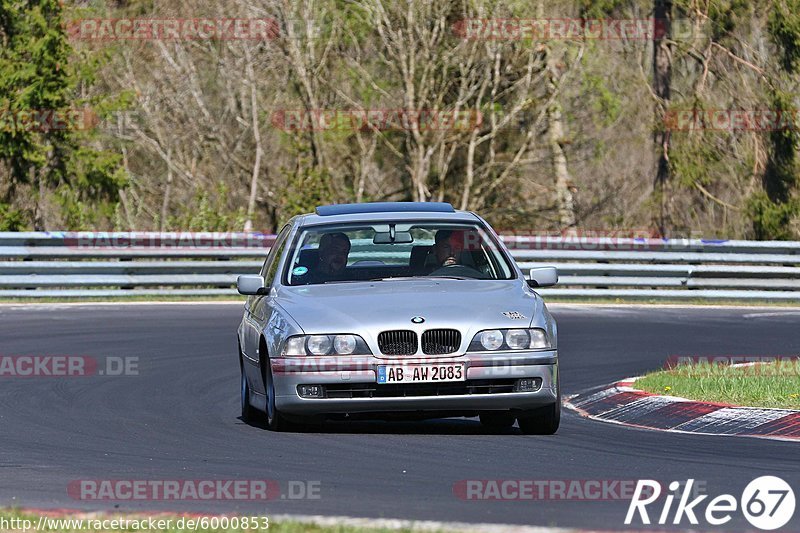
left=565, top=378, right=800, bottom=442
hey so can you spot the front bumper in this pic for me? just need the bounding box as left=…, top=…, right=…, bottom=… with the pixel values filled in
left=271, top=350, right=558, bottom=415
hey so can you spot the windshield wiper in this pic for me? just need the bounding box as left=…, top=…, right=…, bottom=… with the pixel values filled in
left=320, top=279, right=371, bottom=284
left=412, top=275, right=471, bottom=280
left=373, top=275, right=470, bottom=281
left=321, top=278, right=389, bottom=284
left=320, top=275, right=471, bottom=284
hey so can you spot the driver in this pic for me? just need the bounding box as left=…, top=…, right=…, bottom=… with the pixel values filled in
left=310, top=232, right=351, bottom=283
left=432, top=230, right=465, bottom=267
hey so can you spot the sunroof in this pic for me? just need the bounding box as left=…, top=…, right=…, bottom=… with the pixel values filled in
left=315, top=202, right=456, bottom=216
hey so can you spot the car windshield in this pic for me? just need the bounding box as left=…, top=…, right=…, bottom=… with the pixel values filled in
left=283, top=222, right=514, bottom=286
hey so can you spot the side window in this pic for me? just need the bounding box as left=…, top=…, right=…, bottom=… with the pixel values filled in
left=260, top=226, right=290, bottom=287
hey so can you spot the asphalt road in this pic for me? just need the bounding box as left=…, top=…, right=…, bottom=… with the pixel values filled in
left=0, top=303, right=798, bottom=531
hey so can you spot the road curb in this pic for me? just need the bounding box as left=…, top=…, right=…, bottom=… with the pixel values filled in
left=565, top=379, right=800, bottom=442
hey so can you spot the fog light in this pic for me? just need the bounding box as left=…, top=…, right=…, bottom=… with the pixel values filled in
left=514, top=378, right=541, bottom=392
left=297, top=385, right=325, bottom=398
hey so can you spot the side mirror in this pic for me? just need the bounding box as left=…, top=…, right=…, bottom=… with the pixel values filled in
left=237, top=275, right=266, bottom=295
left=527, top=267, right=558, bottom=288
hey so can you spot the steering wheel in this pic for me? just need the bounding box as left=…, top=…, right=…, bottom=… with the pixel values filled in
left=428, top=263, right=486, bottom=279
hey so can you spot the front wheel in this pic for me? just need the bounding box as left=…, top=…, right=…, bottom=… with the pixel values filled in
left=517, top=401, right=560, bottom=435
left=265, top=359, right=299, bottom=432
left=240, top=367, right=260, bottom=424
left=479, top=411, right=516, bottom=430
left=518, top=370, right=561, bottom=435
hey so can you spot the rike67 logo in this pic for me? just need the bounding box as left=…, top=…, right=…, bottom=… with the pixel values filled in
left=626, top=477, right=795, bottom=530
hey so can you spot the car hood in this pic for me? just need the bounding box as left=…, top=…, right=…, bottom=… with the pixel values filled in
left=276, top=279, right=540, bottom=336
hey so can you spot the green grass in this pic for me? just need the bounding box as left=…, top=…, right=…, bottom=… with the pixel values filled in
left=543, top=296, right=800, bottom=307
left=635, top=361, right=800, bottom=409
left=0, top=509, right=438, bottom=533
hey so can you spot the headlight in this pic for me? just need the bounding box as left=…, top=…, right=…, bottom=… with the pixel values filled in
left=529, top=329, right=549, bottom=349
left=333, top=334, right=357, bottom=355
left=307, top=335, right=332, bottom=355
left=505, top=329, right=530, bottom=349
left=283, top=337, right=306, bottom=356
left=281, top=334, right=372, bottom=356
left=468, top=328, right=551, bottom=352
left=480, top=330, right=504, bottom=351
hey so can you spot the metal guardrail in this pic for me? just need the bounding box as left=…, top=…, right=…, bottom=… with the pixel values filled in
left=0, top=232, right=798, bottom=300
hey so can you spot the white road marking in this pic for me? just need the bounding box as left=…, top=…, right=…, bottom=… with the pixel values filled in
left=567, top=386, right=621, bottom=409
left=742, top=311, right=800, bottom=318
left=673, top=408, right=793, bottom=434
left=601, top=395, right=686, bottom=422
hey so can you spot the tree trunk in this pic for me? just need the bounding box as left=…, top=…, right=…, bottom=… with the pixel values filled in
left=244, top=46, right=262, bottom=232
left=33, top=166, right=45, bottom=231
left=653, top=0, right=673, bottom=235
left=160, top=148, right=173, bottom=232
left=544, top=44, right=576, bottom=228
left=460, top=131, right=478, bottom=210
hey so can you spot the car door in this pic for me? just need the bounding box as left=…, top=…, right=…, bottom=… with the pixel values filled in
left=242, top=224, right=291, bottom=394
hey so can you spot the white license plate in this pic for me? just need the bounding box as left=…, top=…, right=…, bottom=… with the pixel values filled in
left=377, top=363, right=466, bottom=384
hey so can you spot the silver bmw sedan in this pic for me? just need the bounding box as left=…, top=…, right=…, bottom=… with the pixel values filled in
left=237, top=202, right=559, bottom=434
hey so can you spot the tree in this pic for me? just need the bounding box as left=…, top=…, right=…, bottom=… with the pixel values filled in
left=749, top=0, right=800, bottom=239
left=0, top=0, right=126, bottom=230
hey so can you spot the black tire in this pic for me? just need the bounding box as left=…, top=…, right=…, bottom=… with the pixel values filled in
left=479, top=411, right=516, bottom=430
left=517, top=372, right=561, bottom=435
left=264, top=359, right=298, bottom=432
left=517, top=401, right=560, bottom=435
left=240, top=364, right=260, bottom=424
